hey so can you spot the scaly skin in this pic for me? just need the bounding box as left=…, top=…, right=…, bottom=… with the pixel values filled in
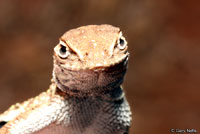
left=0, top=24, right=132, bottom=134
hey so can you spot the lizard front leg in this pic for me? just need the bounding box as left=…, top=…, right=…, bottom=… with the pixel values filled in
left=0, top=83, right=57, bottom=131
left=0, top=95, right=68, bottom=134
left=0, top=97, right=36, bottom=125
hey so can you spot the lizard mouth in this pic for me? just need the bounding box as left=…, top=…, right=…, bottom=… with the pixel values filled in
left=92, top=54, right=129, bottom=70
left=53, top=51, right=129, bottom=71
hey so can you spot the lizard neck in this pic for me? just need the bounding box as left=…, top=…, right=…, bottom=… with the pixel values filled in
left=55, top=84, right=125, bottom=101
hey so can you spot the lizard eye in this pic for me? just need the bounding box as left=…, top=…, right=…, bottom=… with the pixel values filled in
left=58, top=42, right=70, bottom=59
left=117, top=37, right=127, bottom=50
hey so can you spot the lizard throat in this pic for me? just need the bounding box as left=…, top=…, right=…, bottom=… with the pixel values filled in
left=52, top=58, right=128, bottom=98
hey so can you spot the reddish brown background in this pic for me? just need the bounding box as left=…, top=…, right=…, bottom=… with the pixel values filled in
left=0, top=0, right=200, bottom=134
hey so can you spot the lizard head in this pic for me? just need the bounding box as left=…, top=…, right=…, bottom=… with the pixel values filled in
left=53, top=25, right=129, bottom=97
left=54, top=25, right=129, bottom=70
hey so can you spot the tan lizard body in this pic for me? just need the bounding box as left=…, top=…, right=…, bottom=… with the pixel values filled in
left=0, top=24, right=132, bottom=134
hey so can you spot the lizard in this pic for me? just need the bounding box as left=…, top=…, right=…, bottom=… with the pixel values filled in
left=0, top=24, right=132, bottom=134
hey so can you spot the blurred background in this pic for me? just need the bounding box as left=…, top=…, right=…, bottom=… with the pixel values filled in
left=0, top=0, right=199, bottom=133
